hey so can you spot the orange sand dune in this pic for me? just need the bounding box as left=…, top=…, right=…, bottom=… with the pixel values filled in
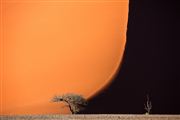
left=0, top=0, right=129, bottom=114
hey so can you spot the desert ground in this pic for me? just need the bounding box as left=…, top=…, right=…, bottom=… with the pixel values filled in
left=1, top=114, right=180, bottom=120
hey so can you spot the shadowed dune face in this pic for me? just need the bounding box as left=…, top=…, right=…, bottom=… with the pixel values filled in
left=1, top=0, right=129, bottom=114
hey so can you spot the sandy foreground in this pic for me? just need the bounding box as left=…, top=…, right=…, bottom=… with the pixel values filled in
left=0, top=114, right=180, bottom=120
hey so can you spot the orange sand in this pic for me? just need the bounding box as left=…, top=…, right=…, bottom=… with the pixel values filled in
left=0, top=0, right=129, bottom=114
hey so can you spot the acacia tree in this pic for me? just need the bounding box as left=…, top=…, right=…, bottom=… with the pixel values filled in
left=52, top=93, right=88, bottom=114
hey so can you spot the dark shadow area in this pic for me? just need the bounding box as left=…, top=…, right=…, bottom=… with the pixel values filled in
left=81, top=0, right=180, bottom=114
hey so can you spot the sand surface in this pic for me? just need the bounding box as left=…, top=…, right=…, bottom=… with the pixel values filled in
left=1, top=114, right=180, bottom=120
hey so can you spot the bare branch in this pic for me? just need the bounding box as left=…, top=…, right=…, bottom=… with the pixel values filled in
left=144, top=94, right=152, bottom=114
